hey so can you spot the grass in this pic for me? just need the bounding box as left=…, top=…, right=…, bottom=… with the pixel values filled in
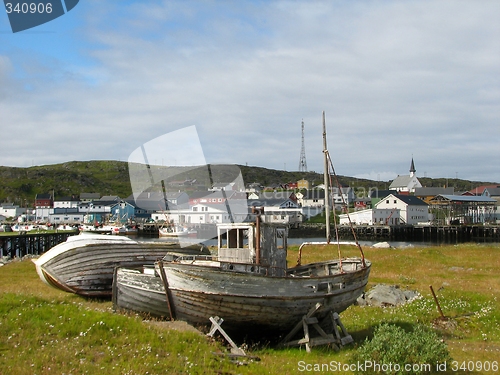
left=1, top=243, right=499, bottom=374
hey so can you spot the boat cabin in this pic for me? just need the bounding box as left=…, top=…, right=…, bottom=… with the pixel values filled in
left=217, top=222, right=288, bottom=277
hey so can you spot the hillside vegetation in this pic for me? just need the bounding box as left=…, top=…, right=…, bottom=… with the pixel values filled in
left=0, top=161, right=496, bottom=204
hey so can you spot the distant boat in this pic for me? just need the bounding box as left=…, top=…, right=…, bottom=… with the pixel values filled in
left=55, top=224, right=78, bottom=232
left=118, top=225, right=138, bottom=236
left=158, top=224, right=196, bottom=237
left=33, top=233, right=210, bottom=297
left=79, top=223, right=120, bottom=235
left=11, top=224, right=37, bottom=232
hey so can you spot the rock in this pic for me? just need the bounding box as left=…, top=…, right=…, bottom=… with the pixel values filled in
left=372, top=242, right=392, bottom=248
left=358, top=284, right=420, bottom=307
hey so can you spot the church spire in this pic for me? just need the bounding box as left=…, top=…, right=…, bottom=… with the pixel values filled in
left=409, top=157, right=416, bottom=177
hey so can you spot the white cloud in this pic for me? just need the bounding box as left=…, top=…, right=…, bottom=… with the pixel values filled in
left=0, top=0, right=498, bottom=183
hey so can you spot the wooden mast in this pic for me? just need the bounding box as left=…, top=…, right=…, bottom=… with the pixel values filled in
left=322, top=111, right=331, bottom=243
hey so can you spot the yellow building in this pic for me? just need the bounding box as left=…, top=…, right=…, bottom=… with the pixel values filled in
left=297, top=179, right=310, bottom=190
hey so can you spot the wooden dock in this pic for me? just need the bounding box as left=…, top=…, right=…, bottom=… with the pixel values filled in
left=0, top=231, right=78, bottom=258
left=294, top=223, right=500, bottom=242
left=338, top=224, right=500, bottom=242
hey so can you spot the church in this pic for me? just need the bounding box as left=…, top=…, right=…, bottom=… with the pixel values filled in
left=388, top=158, right=422, bottom=193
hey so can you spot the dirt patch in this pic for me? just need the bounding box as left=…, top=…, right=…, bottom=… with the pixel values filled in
left=145, top=320, right=204, bottom=335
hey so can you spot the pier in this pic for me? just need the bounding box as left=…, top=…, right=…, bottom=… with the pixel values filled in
left=294, top=223, right=500, bottom=243
left=0, top=231, right=78, bottom=259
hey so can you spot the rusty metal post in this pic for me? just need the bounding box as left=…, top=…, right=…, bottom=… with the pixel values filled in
left=429, top=285, right=445, bottom=319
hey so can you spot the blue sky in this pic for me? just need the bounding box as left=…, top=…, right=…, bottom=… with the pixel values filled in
left=1, top=0, right=499, bottom=183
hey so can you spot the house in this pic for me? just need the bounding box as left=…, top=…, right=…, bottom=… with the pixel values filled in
left=210, top=182, right=237, bottom=192
left=354, top=197, right=371, bottom=211
left=295, top=190, right=323, bottom=219
left=331, top=187, right=355, bottom=209
left=79, top=193, right=100, bottom=202
left=297, top=179, right=310, bottom=190
left=388, top=158, right=422, bottom=193
left=0, top=204, right=26, bottom=219
left=122, top=198, right=152, bottom=221
left=260, top=191, right=297, bottom=202
left=49, top=208, right=84, bottom=224
left=481, top=188, right=500, bottom=222
left=245, top=183, right=262, bottom=194
left=369, top=190, right=396, bottom=207
left=375, top=194, right=429, bottom=225
left=429, top=194, right=496, bottom=224
left=247, top=192, right=260, bottom=200
left=247, top=198, right=302, bottom=227
left=468, top=185, right=500, bottom=196
left=53, top=196, right=80, bottom=209
left=188, top=190, right=245, bottom=206
left=159, top=202, right=249, bottom=225
left=110, top=201, right=137, bottom=223
left=300, top=189, right=325, bottom=207
left=129, top=191, right=189, bottom=212
left=339, top=208, right=400, bottom=226
left=35, top=193, right=53, bottom=208
left=414, top=187, right=454, bottom=204
left=79, top=197, right=120, bottom=224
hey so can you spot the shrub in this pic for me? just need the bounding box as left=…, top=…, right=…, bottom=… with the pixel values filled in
left=351, top=323, right=451, bottom=374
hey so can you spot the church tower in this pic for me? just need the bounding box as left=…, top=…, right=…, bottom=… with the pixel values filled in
left=409, top=158, right=416, bottom=178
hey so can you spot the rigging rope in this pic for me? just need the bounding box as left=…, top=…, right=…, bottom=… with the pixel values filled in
left=325, top=150, right=366, bottom=268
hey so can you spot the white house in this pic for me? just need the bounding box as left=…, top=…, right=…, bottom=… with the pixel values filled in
left=389, top=158, right=422, bottom=193
left=375, top=194, right=429, bottom=225
left=248, top=198, right=302, bottom=227
left=0, top=204, right=26, bottom=219
left=155, top=202, right=249, bottom=225
left=332, top=187, right=355, bottom=207
left=339, top=208, right=400, bottom=226
left=300, top=189, right=325, bottom=208
left=53, top=196, right=80, bottom=209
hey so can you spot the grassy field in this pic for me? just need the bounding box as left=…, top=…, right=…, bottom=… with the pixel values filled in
left=1, top=243, right=499, bottom=374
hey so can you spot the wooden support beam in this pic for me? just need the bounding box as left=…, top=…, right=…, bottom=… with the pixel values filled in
left=281, top=304, right=355, bottom=352
left=207, top=316, right=245, bottom=356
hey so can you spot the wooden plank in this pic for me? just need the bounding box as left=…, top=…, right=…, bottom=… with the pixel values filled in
left=208, top=316, right=245, bottom=356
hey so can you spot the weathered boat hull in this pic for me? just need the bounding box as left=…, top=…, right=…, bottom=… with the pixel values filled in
left=112, top=266, right=171, bottom=318
left=157, top=258, right=371, bottom=335
left=33, top=234, right=209, bottom=297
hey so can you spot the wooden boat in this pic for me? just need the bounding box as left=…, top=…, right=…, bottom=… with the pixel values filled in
left=114, top=223, right=370, bottom=335
left=113, top=264, right=171, bottom=318
left=113, top=112, right=371, bottom=336
left=33, top=233, right=210, bottom=297
left=153, top=220, right=370, bottom=335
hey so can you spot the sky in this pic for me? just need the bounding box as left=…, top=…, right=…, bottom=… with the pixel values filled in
left=0, top=0, right=499, bottom=184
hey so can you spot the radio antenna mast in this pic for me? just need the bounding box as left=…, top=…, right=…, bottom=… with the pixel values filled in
left=298, top=119, right=308, bottom=172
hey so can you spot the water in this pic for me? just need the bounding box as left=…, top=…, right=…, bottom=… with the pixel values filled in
left=134, top=235, right=434, bottom=248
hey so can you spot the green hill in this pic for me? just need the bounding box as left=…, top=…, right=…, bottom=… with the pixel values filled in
left=0, top=161, right=497, bottom=206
